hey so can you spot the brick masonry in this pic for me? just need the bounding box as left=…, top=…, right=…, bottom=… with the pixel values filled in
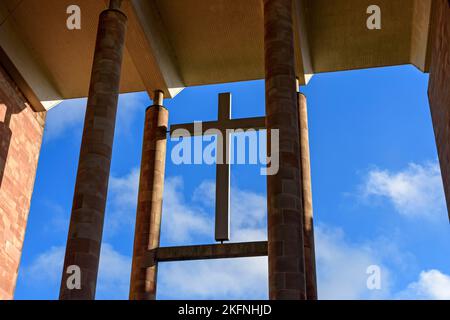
left=0, top=64, right=45, bottom=300
left=428, top=0, right=450, bottom=220
left=59, top=9, right=127, bottom=300
left=129, top=105, right=168, bottom=300
left=264, top=0, right=307, bottom=300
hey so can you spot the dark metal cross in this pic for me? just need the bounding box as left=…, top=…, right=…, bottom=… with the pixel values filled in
left=170, top=93, right=265, bottom=241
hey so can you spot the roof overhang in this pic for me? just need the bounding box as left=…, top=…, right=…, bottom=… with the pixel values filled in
left=0, top=0, right=434, bottom=111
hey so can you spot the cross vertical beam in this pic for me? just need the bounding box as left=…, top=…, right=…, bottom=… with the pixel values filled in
left=215, top=93, right=231, bottom=241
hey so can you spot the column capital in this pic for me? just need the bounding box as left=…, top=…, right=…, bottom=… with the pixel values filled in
left=152, top=90, right=165, bottom=106
left=109, top=0, right=123, bottom=10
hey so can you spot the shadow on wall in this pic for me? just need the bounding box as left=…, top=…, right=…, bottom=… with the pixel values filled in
left=0, top=69, right=27, bottom=188
left=0, top=106, right=12, bottom=188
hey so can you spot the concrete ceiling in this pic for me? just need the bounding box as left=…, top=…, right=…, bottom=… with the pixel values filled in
left=0, top=0, right=433, bottom=111
left=305, top=0, right=432, bottom=73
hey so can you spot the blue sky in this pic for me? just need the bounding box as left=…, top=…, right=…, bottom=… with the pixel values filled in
left=14, top=65, right=450, bottom=300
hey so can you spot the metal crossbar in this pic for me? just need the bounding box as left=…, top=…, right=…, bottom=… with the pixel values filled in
left=142, top=241, right=268, bottom=267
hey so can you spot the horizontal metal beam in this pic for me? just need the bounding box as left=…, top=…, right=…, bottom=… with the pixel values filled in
left=170, top=116, right=266, bottom=137
left=142, top=241, right=268, bottom=267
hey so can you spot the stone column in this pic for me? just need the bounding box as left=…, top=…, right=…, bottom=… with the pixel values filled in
left=59, top=5, right=127, bottom=300
left=428, top=0, right=450, bottom=220
left=264, top=0, right=307, bottom=300
left=129, top=91, right=168, bottom=300
left=297, top=92, right=317, bottom=300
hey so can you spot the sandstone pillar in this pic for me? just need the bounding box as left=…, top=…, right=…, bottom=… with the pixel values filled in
left=263, top=0, right=307, bottom=300
left=297, top=92, right=317, bottom=299
left=59, top=4, right=127, bottom=300
left=129, top=92, right=168, bottom=300
left=428, top=0, right=450, bottom=220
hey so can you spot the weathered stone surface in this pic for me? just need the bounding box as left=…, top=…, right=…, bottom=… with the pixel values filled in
left=297, top=93, right=317, bottom=300
left=264, top=0, right=306, bottom=300
left=129, top=105, right=168, bottom=300
left=59, top=8, right=127, bottom=300
left=0, top=64, right=45, bottom=300
left=428, top=0, right=450, bottom=220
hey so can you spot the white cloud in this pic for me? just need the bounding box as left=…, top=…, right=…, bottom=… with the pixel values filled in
left=162, top=177, right=213, bottom=243
left=96, top=243, right=131, bottom=299
left=105, top=168, right=214, bottom=244
left=105, top=168, right=140, bottom=236
left=158, top=257, right=268, bottom=300
left=44, top=99, right=86, bottom=141
left=104, top=172, right=267, bottom=243
left=106, top=171, right=213, bottom=242
left=21, top=175, right=268, bottom=300
left=398, top=269, right=450, bottom=300
left=230, top=187, right=266, bottom=242
left=41, top=201, right=70, bottom=234
left=21, top=243, right=131, bottom=299
left=192, top=180, right=216, bottom=207
left=157, top=178, right=268, bottom=299
left=38, top=168, right=140, bottom=240
left=21, top=225, right=450, bottom=300
left=26, top=171, right=447, bottom=300
left=362, top=161, right=445, bottom=218
left=23, top=224, right=450, bottom=300
left=315, top=226, right=450, bottom=300
left=109, top=168, right=140, bottom=208
left=105, top=171, right=213, bottom=242
left=315, top=225, right=391, bottom=299
left=22, top=184, right=450, bottom=301
left=105, top=171, right=214, bottom=242
left=25, top=246, right=65, bottom=283
left=43, top=92, right=150, bottom=141
left=115, top=92, right=151, bottom=136
left=192, top=180, right=267, bottom=242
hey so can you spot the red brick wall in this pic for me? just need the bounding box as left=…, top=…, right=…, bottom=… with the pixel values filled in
left=428, top=0, right=450, bottom=220
left=0, top=64, right=46, bottom=299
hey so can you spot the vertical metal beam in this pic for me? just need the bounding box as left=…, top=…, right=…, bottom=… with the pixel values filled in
left=129, top=95, right=168, bottom=300
left=264, top=0, right=307, bottom=300
left=59, top=8, right=127, bottom=300
left=215, top=93, right=231, bottom=242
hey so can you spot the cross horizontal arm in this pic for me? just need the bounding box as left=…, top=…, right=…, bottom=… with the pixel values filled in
left=170, top=117, right=266, bottom=137
left=142, top=241, right=268, bottom=267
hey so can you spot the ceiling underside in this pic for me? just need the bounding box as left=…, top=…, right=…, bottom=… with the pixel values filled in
left=0, top=0, right=433, bottom=110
